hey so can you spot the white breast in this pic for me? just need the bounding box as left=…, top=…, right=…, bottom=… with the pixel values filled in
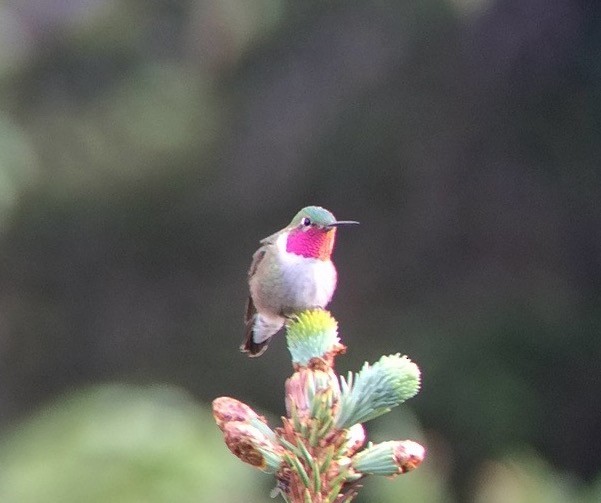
left=275, top=232, right=337, bottom=313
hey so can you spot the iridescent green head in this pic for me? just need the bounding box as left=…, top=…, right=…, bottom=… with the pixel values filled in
left=289, top=206, right=337, bottom=228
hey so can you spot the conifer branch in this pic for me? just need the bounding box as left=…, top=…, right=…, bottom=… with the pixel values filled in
left=213, top=309, right=425, bottom=502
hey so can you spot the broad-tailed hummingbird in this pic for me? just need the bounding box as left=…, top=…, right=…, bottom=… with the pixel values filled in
left=240, top=206, right=358, bottom=356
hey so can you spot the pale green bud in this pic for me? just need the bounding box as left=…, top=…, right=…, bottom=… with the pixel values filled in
left=352, top=440, right=425, bottom=477
left=286, top=309, right=343, bottom=366
left=335, top=354, right=421, bottom=429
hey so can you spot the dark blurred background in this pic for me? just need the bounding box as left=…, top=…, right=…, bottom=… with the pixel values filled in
left=0, top=0, right=600, bottom=501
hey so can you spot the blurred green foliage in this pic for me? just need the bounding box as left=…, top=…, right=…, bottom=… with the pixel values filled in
left=2, top=386, right=598, bottom=503
left=0, top=385, right=264, bottom=503
left=472, top=453, right=601, bottom=503
left=0, top=0, right=600, bottom=501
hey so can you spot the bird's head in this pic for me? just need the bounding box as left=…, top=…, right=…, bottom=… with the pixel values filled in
left=285, top=206, right=358, bottom=260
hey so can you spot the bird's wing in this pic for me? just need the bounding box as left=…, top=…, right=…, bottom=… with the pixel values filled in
left=244, top=296, right=256, bottom=325
left=244, top=246, right=266, bottom=324
left=248, top=246, right=267, bottom=278
left=244, top=294, right=257, bottom=325
left=259, top=230, right=280, bottom=245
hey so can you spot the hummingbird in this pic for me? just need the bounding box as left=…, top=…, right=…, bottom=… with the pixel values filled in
left=240, top=206, right=358, bottom=357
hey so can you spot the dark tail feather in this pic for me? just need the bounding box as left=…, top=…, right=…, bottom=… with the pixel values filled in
left=240, top=316, right=270, bottom=357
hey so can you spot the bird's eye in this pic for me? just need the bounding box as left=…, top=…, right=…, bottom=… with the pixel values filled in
left=302, top=217, right=311, bottom=226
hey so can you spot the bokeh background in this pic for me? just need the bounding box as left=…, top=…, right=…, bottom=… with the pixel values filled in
left=0, top=0, right=600, bottom=501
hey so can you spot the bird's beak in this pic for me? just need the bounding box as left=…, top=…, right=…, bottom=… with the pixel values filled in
left=327, top=220, right=359, bottom=228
